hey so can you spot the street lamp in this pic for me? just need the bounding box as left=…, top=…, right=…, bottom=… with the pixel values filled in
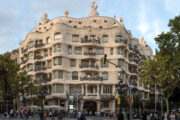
left=38, top=89, right=46, bottom=120
left=115, top=80, right=128, bottom=112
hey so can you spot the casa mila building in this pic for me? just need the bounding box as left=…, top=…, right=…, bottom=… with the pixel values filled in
left=19, top=2, right=153, bottom=113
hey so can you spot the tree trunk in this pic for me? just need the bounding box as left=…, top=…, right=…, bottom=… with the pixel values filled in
left=165, top=98, right=169, bottom=114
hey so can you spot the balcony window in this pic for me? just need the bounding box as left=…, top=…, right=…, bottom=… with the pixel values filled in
left=102, top=35, right=108, bottom=43
left=52, top=84, right=64, bottom=93
left=70, top=59, right=76, bottom=67
left=103, top=85, right=112, bottom=94
left=110, top=48, right=113, bottom=55
left=115, top=35, right=122, bottom=43
left=72, top=35, right=79, bottom=42
left=102, top=101, right=109, bottom=108
left=54, top=44, right=61, bottom=53
left=96, top=48, right=104, bottom=55
left=102, top=72, right=108, bottom=80
left=28, top=52, right=33, bottom=60
left=54, top=33, right=62, bottom=40
left=53, top=57, right=62, bottom=66
left=117, top=47, right=123, bottom=55
left=44, top=49, right=48, bottom=57
left=74, top=47, right=82, bottom=55
left=117, top=72, right=124, bottom=80
left=50, top=48, right=52, bottom=56
left=46, top=37, right=50, bottom=44
left=90, top=35, right=96, bottom=40
left=27, top=64, right=33, bottom=72
left=68, top=46, right=72, bottom=54
left=118, top=59, right=124, bottom=67
left=48, top=60, right=52, bottom=68
left=53, top=71, right=63, bottom=79
left=72, top=71, right=78, bottom=80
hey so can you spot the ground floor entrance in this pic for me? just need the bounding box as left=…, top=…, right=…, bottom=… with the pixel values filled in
left=83, top=101, right=97, bottom=115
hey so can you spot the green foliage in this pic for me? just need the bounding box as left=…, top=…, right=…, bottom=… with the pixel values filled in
left=0, top=53, right=37, bottom=98
left=138, top=15, right=180, bottom=113
left=133, top=94, right=143, bottom=110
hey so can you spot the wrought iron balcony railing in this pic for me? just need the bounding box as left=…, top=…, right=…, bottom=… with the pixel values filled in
left=34, top=67, right=47, bottom=71
left=34, top=56, right=43, bottom=60
left=81, top=38, right=100, bottom=44
left=35, top=43, right=45, bottom=48
left=84, top=52, right=96, bottom=56
left=79, top=64, right=99, bottom=69
left=80, top=76, right=102, bottom=81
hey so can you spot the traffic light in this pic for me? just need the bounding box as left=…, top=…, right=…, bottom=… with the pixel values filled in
left=102, top=54, right=107, bottom=64
left=117, top=97, right=121, bottom=105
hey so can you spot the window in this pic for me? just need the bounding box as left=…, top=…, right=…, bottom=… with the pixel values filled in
left=102, top=35, right=108, bottom=43
left=72, top=35, right=79, bottom=42
left=118, top=59, right=124, bottom=67
left=102, top=72, right=108, bottom=80
left=96, top=48, right=104, bottom=55
left=90, top=35, right=96, bottom=40
left=110, top=48, right=113, bottom=55
left=52, top=84, right=64, bottom=93
left=101, top=59, right=108, bottom=68
left=117, top=72, right=124, bottom=80
left=103, top=85, right=112, bottom=94
left=28, top=41, right=34, bottom=49
left=54, top=57, right=62, bottom=66
left=54, top=33, right=62, bottom=40
left=74, top=47, right=82, bottom=55
left=28, top=52, right=33, bottom=59
left=70, top=59, right=76, bottom=67
left=72, top=71, right=78, bottom=80
left=102, top=101, right=109, bottom=108
left=117, top=47, right=123, bottom=55
left=48, top=60, right=52, bottom=68
left=115, top=35, right=122, bottom=43
left=44, top=49, right=48, bottom=57
left=53, top=71, right=63, bottom=79
left=27, top=64, right=33, bottom=72
left=54, top=44, right=61, bottom=53
left=68, top=46, right=72, bottom=54
left=50, top=48, right=52, bottom=56
left=46, top=37, right=50, bottom=44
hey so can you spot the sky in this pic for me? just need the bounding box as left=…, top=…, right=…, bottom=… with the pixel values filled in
left=0, top=0, right=179, bottom=54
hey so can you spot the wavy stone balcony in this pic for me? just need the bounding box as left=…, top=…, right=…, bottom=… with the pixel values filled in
left=79, top=64, right=99, bottom=69
left=129, top=58, right=139, bottom=65
left=84, top=52, right=96, bottom=56
left=21, top=59, right=28, bottom=64
left=80, top=76, right=102, bottom=81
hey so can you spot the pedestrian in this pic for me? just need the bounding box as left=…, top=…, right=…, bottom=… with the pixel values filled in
left=164, top=112, right=168, bottom=120
left=58, top=113, right=63, bottom=120
left=80, top=113, right=86, bottom=120
left=118, top=111, right=124, bottom=120
left=170, top=112, right=175, bottom=120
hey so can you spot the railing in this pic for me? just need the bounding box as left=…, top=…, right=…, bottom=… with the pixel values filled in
left=34, top=78, right=52, bottom=84
left=87, top=93, right=98, bottom=96
left=21, top=60, right=28, bottom=64
left=129, top=70, right=138, bottom=74
left=129, top=58, right=139, bottom=64
left=79, top=64, right=99, bottom=69
left=81, top=38, right=100, bottom=44
left=35, top=43, right=45, bottom=48
left=34, top=67, right=47, bottom=71
left=115, top=39, right=127, bottom=44
left=22, top=49, right=28, bottom=54
left=34, top=56, right=43, bottom=60
left=84, top=52, right=96, bottom=56
left=80, top=76, right=102, bottom=81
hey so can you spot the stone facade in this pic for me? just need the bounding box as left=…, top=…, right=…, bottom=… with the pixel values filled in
left=19, top=2, right=153, bottom=113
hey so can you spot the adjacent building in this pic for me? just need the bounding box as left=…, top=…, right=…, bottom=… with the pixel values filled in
left=19, top=2, right=153, bottom=113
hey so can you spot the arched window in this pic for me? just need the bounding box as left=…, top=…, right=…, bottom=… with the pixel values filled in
left=46, top=37, right=51, bottom=44
left=54, top=32, right=62, bottom=40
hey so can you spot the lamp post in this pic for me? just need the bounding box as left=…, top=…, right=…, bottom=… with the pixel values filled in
left=115, top=80, right=128, bottom=112
left=38, top=89, right=46, bottom=120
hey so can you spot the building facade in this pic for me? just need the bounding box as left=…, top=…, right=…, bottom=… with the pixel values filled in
left=19, top=2, right=153, bottom=113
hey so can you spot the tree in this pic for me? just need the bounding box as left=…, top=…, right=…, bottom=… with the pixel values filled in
left=0, top=53, right=37, bottom=111
left=138, top=15, right=180, bottom=114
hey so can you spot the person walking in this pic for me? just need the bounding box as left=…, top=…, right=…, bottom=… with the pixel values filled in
left=118, top=111, right=124, bottom=120
left=170, top=112, right=175, bottom=120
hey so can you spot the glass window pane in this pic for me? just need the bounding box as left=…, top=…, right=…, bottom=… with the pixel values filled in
left=97, top=48, right=104, bottom=55
left=102, top=35, right=108, bottom=43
